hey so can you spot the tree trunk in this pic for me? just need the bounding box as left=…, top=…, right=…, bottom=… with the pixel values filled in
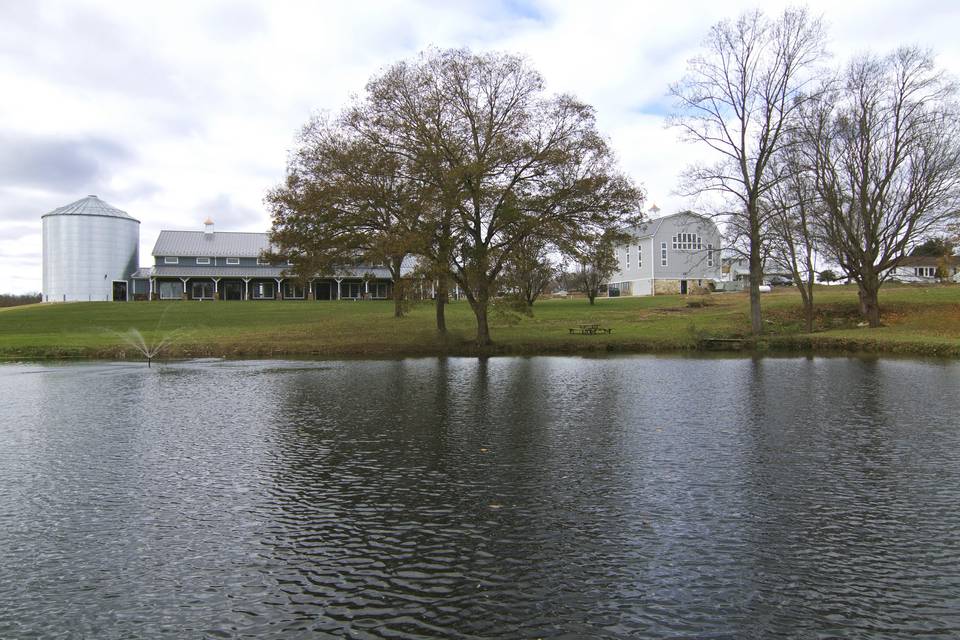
left=391, top=261, right=405, bottom=319
left=469, top=291, right=492, bottom=347
left=587, top=291, right=596, bottom=305
left=798, top=286, right=814, bottom=333
left=749, top=221, right=763, bottom=335
left=524, top=287, right=536, bottom=309
left=857, top=279, right=881, bottom=327
left=435, top=276, right=447, bottom=334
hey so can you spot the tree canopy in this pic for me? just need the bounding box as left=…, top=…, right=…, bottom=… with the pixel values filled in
left=269, top=48, right=643, bottom=345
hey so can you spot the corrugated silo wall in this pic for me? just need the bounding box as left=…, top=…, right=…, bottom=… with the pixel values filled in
left=42, top=215, right=140, bottom=302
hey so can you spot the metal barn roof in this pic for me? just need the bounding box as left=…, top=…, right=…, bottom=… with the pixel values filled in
left=629, top=210, right=714, bottom=239
left=152, top=230, right=273, bottom=257
left=42, top=195, right=138, bottom=222
left=133, top=265, right=397, bottom=279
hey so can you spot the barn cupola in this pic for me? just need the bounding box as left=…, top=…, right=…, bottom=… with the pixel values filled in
left=203, top=217, right=214, bottom=235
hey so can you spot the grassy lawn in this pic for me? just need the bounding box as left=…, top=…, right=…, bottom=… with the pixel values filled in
left=0, top=283, right=957, bottom=360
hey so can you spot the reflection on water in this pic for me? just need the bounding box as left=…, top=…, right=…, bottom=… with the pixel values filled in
left=1, top=356, right=959, bottom=638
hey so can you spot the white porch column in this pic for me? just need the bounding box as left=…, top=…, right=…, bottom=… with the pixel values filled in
left=180, top=277, right=188, bottom=300
left=275, top=278, right=283, bottom=300
left=335, top=278, right=342, bottom=300
left=212, top=278, right=220, bottom=300
left=243, top=278, right=250, bottom=300
left=149, top=278, right=154, bottom=300
left=364, top=280, right=369, bottom=299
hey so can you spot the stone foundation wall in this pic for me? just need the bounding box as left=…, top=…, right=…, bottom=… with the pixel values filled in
left=654, top=279, right=715, bottom=295
left=654, top=279, right=680, bottom=295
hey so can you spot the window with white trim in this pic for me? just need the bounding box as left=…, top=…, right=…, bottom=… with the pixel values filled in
left=672, top=232, right=702, bottom=250
left=164, top=256, right=178, bottom=264
left=256, top=257, right=270, bottom=265
left=369, top=282, right=388, bottom=299
left=914, top=267, right=936, bottom=277
left=661, top=242, right=667, bottom=266
left=625, top=248, right=630, bottom=270
left=637, top=245, right=642, bottom=268
left=196, top=257, right=210, bottom=265
left=707, top=243, right=714, bottom=267
left=225, top=257, right=240, bottom=265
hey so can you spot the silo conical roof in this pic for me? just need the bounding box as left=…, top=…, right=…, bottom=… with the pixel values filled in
left=42, top=195, right=139, bottom=222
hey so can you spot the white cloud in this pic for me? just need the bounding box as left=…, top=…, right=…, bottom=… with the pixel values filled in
left=1, top=0, right=958, bottom=293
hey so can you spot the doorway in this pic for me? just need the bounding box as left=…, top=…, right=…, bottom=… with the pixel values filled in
left=223, top=281, right=243, bottom=300
left=112, top=280, right=127, bottom=301
left=315, top=281, right=332, bottom=300
left=680, top=280, right=688, bottom=295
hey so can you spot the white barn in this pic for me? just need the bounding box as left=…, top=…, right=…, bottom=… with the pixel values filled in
left=605, top=211, right=722, bottom=296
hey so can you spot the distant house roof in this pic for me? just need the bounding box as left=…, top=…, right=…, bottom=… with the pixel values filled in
left=42, top=195, right=139, bottom=222
left=898, top=255, right=960, bottom=267
left=152, top=230, right=273, bottom=257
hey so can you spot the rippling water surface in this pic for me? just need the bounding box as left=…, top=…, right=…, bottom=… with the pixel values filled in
left=1, top=356, right=959, bottom=638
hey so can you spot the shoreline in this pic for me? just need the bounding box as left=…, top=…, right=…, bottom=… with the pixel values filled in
left=2, top=334, right=958, bottom=362
left=1, top=285, right=957, bottom=361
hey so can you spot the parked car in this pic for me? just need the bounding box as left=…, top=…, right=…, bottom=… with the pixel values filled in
left=768, top=275, right=793, bottom=286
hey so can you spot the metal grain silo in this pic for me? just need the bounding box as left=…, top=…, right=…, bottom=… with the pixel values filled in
left=42, top=195, right=140, bottom=302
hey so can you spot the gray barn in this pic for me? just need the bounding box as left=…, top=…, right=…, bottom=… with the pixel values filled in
left=605, top=211, right=722, bottom=296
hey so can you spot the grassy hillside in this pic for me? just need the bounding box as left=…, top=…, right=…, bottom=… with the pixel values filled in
left=0, top=283, right=957, bottom=360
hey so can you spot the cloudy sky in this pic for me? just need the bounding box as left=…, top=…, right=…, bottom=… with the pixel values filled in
left=2, top=0, right=958, bottom=294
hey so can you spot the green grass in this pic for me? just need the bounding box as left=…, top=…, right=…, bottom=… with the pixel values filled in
left=0, top=283, right=958, bottom=360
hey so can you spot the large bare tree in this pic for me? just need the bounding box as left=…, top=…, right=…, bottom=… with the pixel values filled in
left=802, top=47, right=960, bottom=326
left=764, top=149, right=820, bottom=332
left=670, top=7, right=827, bottom=335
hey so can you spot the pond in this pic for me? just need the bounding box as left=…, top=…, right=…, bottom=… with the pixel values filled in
left=1, top=356, right=958, bottom=638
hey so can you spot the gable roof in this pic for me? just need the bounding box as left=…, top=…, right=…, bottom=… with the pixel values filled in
left=152, top=230, right=272, bottom=257
left=897, top=255, right=960, bottom=267
left=627, top=211, right=715, bottom=239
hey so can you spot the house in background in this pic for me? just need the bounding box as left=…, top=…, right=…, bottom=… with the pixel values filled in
left=886, top=255, right=960, bottom=283
left=719, top=257, right=793, bottom=289
left=130, top=219, right=402, bottom=301
left=605, top=211, right=722, bottom=296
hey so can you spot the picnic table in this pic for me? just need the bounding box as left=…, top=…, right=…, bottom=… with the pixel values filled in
left=569, top=323, right=612, bottom=335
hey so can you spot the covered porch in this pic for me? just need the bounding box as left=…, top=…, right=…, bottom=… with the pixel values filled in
left=141, top=266, right=396, bottom=301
